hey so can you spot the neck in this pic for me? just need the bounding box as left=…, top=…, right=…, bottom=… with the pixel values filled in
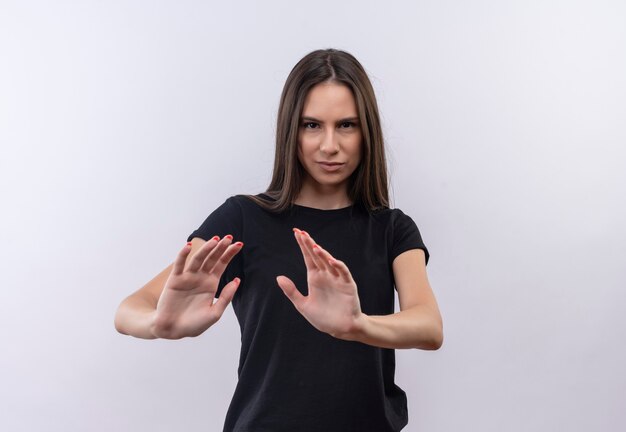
left=294, top=184, right=352, bottom=210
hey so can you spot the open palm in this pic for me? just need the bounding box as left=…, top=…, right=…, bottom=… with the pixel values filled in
left=276, top=228, right=364, bottom=339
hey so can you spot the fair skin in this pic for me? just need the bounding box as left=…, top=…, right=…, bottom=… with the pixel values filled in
left=115, top=81, right=443, bottom=349
left=114, top=236, right=243, bottom=340
left=276, top=81, right=443, bottom=349
left=293, top=81, right=362, bottom=210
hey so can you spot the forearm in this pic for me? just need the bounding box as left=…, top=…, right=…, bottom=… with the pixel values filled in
left=114, top=296, right=158, bottom=340
left=343, top=304, right=444, bottom=350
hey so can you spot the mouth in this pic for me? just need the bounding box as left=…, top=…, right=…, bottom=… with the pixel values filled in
left=317, top=162, right=345, bottom=172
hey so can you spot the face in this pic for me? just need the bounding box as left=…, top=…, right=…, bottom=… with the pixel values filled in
left=297, top=81, right=363, bottom=195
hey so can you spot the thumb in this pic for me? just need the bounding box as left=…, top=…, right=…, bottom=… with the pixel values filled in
left=276, top=275, right=305, bottom=312
left=212, top=278, right=241, bottom=318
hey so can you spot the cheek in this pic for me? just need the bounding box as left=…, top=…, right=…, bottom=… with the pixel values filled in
left=296, top=142, right=309, bottom=168
left=351, top=137, right=363, bottom=160
left=298, top=136, right=316, bottom=156
left=296, top=143, right=303, bottom=164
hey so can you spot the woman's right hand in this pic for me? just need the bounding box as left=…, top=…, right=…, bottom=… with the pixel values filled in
left=151, top=235, right=243, bottom=339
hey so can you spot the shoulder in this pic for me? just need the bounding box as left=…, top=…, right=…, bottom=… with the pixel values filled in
left=229, top=193, right=274, bottom=211
left=211, top=194, right=245, bottom=215
left=222, top=193, right=291, bottom=220
left=384, top=207, right=424, bottom=237
left=376, top=206, right=429, bottom=265
left=368, top=206, right=415, bottom=228
left=389, top=207, right=419, bottom=228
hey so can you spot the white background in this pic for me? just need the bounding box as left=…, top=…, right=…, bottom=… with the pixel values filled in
left=1, top=1, right=625, bottom=431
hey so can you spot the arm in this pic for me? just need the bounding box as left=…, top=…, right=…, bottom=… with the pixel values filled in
left=115, top=293, right=160, bottom=340
left=114, top=258, right=176, bottom=340
left=114, top=235, right=242, bottom=339
left=343, top=249, right=444, bottom=350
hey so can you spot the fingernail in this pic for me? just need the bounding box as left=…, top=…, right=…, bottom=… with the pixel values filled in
left=235, top=241, right=244, bottom=247
left=186, top=242, right=192, bottom=247
left=292, top=227, right=300, bottom=234
left=312, top=244, right=318, bottom=249
left=234, top=277, right=241, bottom=284
left=302, top=230, right=309, bottom=236
left=211, top=236, right=220, bottom=241
left=225, top=234, right=233, bottom=240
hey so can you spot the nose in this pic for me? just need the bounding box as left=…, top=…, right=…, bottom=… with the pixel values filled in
left=319, top=129, right=340, bottom=155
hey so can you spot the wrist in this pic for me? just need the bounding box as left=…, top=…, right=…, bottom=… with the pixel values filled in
left=149, top=309, right=167, bottom=339
left=335, top=312, right=369, bottom=342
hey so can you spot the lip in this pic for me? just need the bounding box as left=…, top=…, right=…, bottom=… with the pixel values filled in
left=318, top=162, right=345, bottom=172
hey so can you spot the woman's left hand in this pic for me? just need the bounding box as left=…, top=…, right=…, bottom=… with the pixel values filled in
left=276, top=228, right=365, bottom=340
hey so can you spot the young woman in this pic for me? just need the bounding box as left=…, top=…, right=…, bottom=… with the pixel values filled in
left=115, top=48, right=443, bottom=432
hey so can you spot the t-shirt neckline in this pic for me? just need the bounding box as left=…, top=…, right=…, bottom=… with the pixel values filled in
left=291, top=202, right=355, bottom=215
left=258, top=192, right=355, bottom=215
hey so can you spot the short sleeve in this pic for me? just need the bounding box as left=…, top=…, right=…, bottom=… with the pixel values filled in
left=186, top=196, right=243, bottom=298
left=389, top=209, right=430, bottom=266
left=186, top=196, right=242, bottom=242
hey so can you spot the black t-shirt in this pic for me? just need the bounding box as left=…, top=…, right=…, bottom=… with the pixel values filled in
left=187, top=193, right=429, bottom=432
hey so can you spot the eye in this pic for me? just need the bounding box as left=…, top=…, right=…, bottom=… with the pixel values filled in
left=302, top=122, right=319, bottom=129
left=340, top=121, right=356, bottom=128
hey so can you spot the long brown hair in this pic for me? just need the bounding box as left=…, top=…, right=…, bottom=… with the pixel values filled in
left=244, top=48, right=389, bottom=213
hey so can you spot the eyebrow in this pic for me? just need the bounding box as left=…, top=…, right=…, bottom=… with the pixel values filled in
left=301, top=116, right=360, bottom=123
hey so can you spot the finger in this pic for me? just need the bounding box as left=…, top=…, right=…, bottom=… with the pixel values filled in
left=202, top=240, right=244, bottom=275
left=210, top=277, right=242, bottom=319
left=193, top=235, right=233, bottom=272
left=293, top=228, right=319, bottom=270
left=276, top=275, right=306, bottom=312
left=186, top=235, right=222, bottom=272
left=172, top=242, right=194, bottom=276
left=300, top=230, right=331, bottom=272
left=311, top=244, right=341, bottom=278
left=328, top=257, right=353, bottom=284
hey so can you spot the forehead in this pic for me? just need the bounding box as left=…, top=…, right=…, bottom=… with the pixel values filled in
left=301, top=82, right=358, bottom=118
